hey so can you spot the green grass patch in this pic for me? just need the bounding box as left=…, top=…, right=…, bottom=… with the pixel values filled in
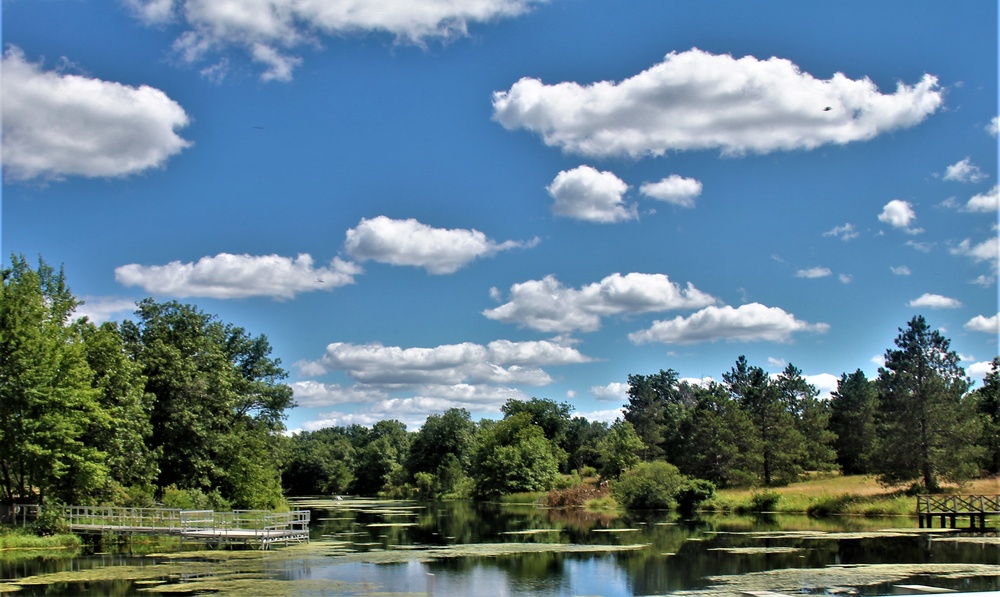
left=496, top=492, right=546, bottom=505
left=0, top=528, right=81, bottom=550
left=710, top=474, right=923, bottom=517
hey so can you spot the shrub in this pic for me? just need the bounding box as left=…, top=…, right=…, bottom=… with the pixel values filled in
left=31, top=507, right=69, bottom=536
left=160, top=485, right=231, bottom=511
left=612, top=461, right=685, bottom=510
left=746, top=490, right=781, bottom=513
left=675, top=479, right=716, bottom=514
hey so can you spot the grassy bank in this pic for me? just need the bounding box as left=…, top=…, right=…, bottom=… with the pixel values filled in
left=0, top=528, right=82, bottom=551
left=709, top=474, right=1000, bottom=517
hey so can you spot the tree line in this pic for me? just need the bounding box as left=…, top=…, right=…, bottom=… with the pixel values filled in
left=3, top=255, right=998, bottom=510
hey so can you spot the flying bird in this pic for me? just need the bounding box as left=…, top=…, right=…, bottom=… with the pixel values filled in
left=823, top=107, right=832, bottom=111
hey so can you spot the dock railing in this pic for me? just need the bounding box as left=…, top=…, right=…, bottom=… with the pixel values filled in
left=917, top=494, right=999, bottom=529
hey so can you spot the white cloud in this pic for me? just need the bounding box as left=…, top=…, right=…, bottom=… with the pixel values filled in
left=838, top=274, right=853, bottom=284
left=943, top=157, right=987, bottom=183
left=965, top=313, right=999, bottom=334
left=908, top=293, right=962, bottom=309
left=951, top=236, right=999, bottom=267
left=591, top=382, right=629, bottom=402
left=639, top=175, right=703, bottom=207
left=298, top=339, right=591, bottom=385
left=796, top=267, right=832, bottom=279
left=493, top=48, right=942, bottom=158
left=575, top=408, right=624, bottom=424
left=965, top=185, right=999, bottom=213
left=972, top=274, right=996, bottom=287
left=891, top=265, right=912, bottom=276
left=823, top=223, right=859, bottom=241
left=988, top=117, right=999, bottom=137
left=115, top=253, right=361, bottom=299
left=484, top=272, right=717, bottom=333
left=968, top=361, right=996, bottom=382
left=344, top=216, right=535, bottom=274
left=128, top=0, right=542, bottom=81
left=75, top=296, right=138, bottom=324
left=546, top=166, right=635, bottom=223
left=804, top=373, right=839, bottom=399
left=1, top=46, right=191, bottom=182
left=290, top=381, right=388, bottom=407
left=879, top=199, right=922, bottom=234
left=628, top=302, right=829, bottom=344
left=679, top=376, right=716, bottom=388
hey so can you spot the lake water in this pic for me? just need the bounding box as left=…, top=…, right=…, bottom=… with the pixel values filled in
left=3, top=498, right=998, bottom=596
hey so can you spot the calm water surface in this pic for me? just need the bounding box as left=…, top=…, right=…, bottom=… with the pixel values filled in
left=2, top=498, right=998, bottom=596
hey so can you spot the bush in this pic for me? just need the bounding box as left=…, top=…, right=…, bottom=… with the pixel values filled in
left=160, top=485, right=231, bottom=511
left=31, top=507, right=69, bottom=536
left=746, top=490, right=781, bottom=513
left=675, top=479, right=716, bottom=514
left=612, top=461, right=685, bottom=510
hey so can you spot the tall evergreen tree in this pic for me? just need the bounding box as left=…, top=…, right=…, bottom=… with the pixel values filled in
left=971, top=356, right=1000, bottom=475
left=676, top=383, right=758, bottom=487
left=829, top=369, right=878, bottom=474
left=724, top=356, right=804, bottom=486
left=874, top=316, right=981, bottom=490
left=775, top=364, right=837, bottom=472
left=623, top=369, right=691, bottom=461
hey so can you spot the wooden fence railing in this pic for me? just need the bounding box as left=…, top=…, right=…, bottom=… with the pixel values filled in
left=916, top=495, right=999, bottom=530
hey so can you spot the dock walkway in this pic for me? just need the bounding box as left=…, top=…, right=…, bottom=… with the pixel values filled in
left=50, top=506, right=310, bottom=549
left=916, top=495, right=999, bottom=530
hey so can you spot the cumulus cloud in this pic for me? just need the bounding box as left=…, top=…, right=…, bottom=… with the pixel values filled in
left=290, top=381, right=388, bottom=408
left=968, top=361, right=996, bottom=382
left=908, top=293, right=962, bottom=309
left=591, top=382, right=629, bottom=402
left=575, top=408, right=624, bottom=424
left=344, top=216, right=535, bottom=274
left=628, top=303, right=829, bottom=345
left=943, top=157, right=987, bottom=183
left=546, top=166, right=635, bottom=223
left=115, top=253, right=361, bottom=299
left=988, top=117, right=999, bottom=136
left=823, top=223, right=859, bottom=241
left=951, top=236, right=998, bottom=267
left=1, top=46, right=191, bottom=182
left=639, top=175, right=703, bottom=207
left=127, top=0, right=542, bottom=81
left=965, top=313, right=999, bottom=334
left=805, top=373, right=839, bottom=399
left=484, top=272, right=717, bottom=333
left=796, top=267, right=832, bottom=279
left=879, top=199, right=922, bottom=234
left=493, top=48, right=942, bottom=158
left=298, top=339, right=591, bottom=385
left=965, top=185, right=999, bottom=213
left=891, top=265, right=912, bottom=276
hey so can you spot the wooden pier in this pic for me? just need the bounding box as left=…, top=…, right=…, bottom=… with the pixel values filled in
left=916, top=495, right=999, bottom=530
left=50, top=506, right=310, bottom=550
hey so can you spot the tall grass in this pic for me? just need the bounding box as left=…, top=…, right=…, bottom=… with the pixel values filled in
left=0, top=528, right=82, bottom=550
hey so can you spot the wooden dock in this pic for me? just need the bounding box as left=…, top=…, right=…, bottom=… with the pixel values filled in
left=53, top=506, right=310, bottom=549
left=916, top=495, right=999, bottom=530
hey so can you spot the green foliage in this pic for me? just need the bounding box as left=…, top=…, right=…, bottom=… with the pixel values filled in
left=282, top=432, right=354, bottom=495
left=30, top=506, right=69, bottom=536
left=407, top=408, right=473, bottom=481
left=0, top=254, right=108, bottom=505
left=676, top=383, right=758, bottom=488
left=874, top=315, right=982, bottom=490
left=746, top=490, right=782, bottom=513
left=596, top=419, right=644, bottom=479
left=160, top=484, right=230, bottom=511
left=611, top=461, right=685, bottom=510
left=471, top=413, right=559, bottom=498
left=830, top=370, right=878, bottom=474
left=623, top=369, right=688, bottom=461
left=724, top=356, right=805, bottom=486
left=972, top=357, right=1000, bottom=474
left=674, top=479, right=716, bottom=514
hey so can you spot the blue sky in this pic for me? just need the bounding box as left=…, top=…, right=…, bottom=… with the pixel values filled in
left=3, top=0, right=997, bottom=432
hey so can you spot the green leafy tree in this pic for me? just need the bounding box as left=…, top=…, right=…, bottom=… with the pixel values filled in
left=407, top=408, right=474, bottom=494
left=596, top=419, right=645, bottom=479
left=0, top=255, right=107, bottom=505
left=501, top=398, right=573, bottom=470
left=352, top=420, right=410, bottom=495
left=80, top=321, right=158, bottom=501
left=564, top=416, right=608, bottom=472
left=470, top=413, right=559, bottom=497
left=125, top=299, right=292, bottom=507
left=874, top=316, right=981, bottom=490
left=829, top=369, right=878, bottom=474
left=724, top=356, right=804, bottom=486
left=972, top=357, right=1000, bottom=474
left=282, top=428, right=355, bottom=495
